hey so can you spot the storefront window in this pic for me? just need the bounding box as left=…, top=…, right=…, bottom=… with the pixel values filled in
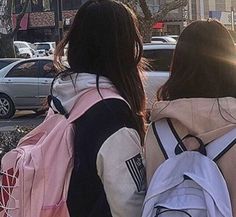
left=167, top=25, right=180, bottom=35
left=43, top=0, right=52, bottom=11
left=72, top=0, right=80, bottom=9
left=62, top=0, right=81, bottom=10
left=14, top=0, right=25, bottom=13
left=31, top=0, right=52, bottom=12
left=62, top=0, right=70, bottom=10
left=31, top=0, right=43, bottom=12
left=14, top=0, right=77, bottom=13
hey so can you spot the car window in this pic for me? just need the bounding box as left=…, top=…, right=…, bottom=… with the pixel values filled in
left=36, top=44, right=50, bottom=50
left=143, top=49, right=174, bottom=71
left=14, top=43, right=22, bottom=48
left=15, top=43, right=27, bottom=49
left=40, top=60, right=56, bottom=78
left=0, top=60, right=19, bottom=70
left=6, top=61, right=38, bottom=78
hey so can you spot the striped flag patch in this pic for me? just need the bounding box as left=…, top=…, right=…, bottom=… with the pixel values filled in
left=126, top=154, right=145, bottom=192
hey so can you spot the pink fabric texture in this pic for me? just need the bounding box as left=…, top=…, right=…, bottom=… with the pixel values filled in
left=0, top=88, right=123, bottom=217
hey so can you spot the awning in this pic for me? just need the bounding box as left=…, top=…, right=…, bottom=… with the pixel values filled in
left=12, top=13, right=29, bottom=30
left=153, top=22, right=164, bottom=29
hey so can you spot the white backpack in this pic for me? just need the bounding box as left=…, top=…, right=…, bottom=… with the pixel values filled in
left=142, top=118, right=235, bottom=217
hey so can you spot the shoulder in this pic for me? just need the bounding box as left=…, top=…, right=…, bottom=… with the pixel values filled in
left=145, top=118, right=188, bottom=185
left=75, top=98, right=137, bottom=134
left=73, top=98, right=140, bottom=160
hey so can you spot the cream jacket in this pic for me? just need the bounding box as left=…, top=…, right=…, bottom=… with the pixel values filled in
left=145, top=97, right=236, bottom=215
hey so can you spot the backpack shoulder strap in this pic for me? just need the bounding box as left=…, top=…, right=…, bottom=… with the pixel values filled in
left=152, top=118, right=181, bottom=159
left=206, top=128, right=236, bottom=162
left=152, top=118, right=236, bottom=162
left=68, top=88, right=126, bottom=123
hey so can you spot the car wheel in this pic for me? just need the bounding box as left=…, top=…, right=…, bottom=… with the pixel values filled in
left=0, top=94, right=15, bottom=119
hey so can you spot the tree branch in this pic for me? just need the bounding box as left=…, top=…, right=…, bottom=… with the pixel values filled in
left=0, top=0, right=13, bottom=36
left=120, top=0, right=135, bottom=11
left=122, top=0, right=137, bottom=9
left=153, top=0, right=188, bottom=22
left=11, top=0, right=30, bottom=37
left=138, top=0, right=152, bottom=19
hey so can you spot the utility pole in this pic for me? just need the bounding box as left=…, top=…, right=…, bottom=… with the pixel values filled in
left=199, top=0, right=204, bottom=20
left=53, top=0, right=63, bottom=44
left=231, top=6, right=235, bottom=31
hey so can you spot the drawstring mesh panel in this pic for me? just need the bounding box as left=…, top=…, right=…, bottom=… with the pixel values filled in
left=0, top=168, right=19, bottom=217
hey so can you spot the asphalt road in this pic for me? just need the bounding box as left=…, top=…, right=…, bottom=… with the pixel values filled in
left=0, top=110, right=45, bottom=130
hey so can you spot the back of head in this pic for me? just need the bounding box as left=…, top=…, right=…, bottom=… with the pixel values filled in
left=158, top=20, right=236, bottom=100
left=54, top=0, right=146, bottom=142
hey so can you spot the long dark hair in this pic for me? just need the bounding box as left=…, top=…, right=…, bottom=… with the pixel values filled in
left=158, top=19, right=236, bottom=100
left=54, top=0, right=147, bottom=143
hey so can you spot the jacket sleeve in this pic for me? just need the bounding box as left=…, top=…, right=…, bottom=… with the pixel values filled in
left=96, top=127, right=146, bottom=217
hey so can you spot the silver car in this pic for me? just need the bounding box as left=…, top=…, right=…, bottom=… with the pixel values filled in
left=0, top=58, right=56, bottom=119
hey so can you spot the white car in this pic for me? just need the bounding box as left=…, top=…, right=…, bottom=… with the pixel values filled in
left=14, top=41, right=37, bottom=58
left=143, top=43, right=176, bottom=110
left=34, top=42, right=56, bottom=57
left=151, top=36, right=177, bottom=44
left=166, top=35, right=179, bottom=41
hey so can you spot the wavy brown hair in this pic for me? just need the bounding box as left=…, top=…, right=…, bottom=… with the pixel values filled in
left=158, top=19, right=236, bottom=100
left=54, top=0, right=147, bottom=143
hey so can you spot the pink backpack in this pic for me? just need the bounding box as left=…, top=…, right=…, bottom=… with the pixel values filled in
left=0, top=88, right=123, bottom=217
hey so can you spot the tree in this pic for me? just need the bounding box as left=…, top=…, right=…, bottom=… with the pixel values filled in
left=0, top=0, right=30, bottom=58
left=122, top=0, right=189, bottom=42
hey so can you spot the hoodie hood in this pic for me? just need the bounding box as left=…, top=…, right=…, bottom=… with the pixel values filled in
left=51, top=73, right=115, bottom=114
left=150, top=97, right=236, bottom=143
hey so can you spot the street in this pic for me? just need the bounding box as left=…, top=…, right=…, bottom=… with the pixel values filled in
left=0, top=110, right=45, bottom=130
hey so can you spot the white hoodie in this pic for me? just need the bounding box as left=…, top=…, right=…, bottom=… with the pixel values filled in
left=52, top=73, right=146, bottom=217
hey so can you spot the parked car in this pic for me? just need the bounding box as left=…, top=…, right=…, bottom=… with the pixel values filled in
left=0, top=58, right=56, bottom=119
left=143, top=43, right=176, bottom=110
left=34, top=42, right=56, bottom=56
left=14, top=41, right=37, bottom=58
left=151, top=36, right=177, bottom=43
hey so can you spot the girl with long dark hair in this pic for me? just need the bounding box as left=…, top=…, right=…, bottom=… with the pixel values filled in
left=51, top=0, right=147, bottom=217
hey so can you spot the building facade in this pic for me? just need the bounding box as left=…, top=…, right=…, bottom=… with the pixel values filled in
left=14, top=0, right=188, bottom=41
left=14, top=0, right=236, bottom=42
left=188, top=0, right=236, bottom=29
left=13, top=0, right=86, bottom=42
left=150, top=0, right=236, bottom=35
